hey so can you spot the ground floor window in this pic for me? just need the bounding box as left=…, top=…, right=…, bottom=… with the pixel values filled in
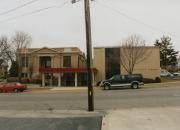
left=61, top=73, right=75, bottom=86
left=78, top=73, right=87, bottom=86
left=41, top=72, right=95, bottom=87
left=21, top=73, right=28, bottom=78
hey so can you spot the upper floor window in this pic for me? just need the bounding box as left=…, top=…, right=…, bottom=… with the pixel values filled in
left=40, top=56, right=51, bottom=68
left=21, top=57, right=28, bottom=67
left=63, top=56, right=71, bottom=68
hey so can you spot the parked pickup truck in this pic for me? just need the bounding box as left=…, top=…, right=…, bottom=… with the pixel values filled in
left=100, top=74, right=144, bottom=90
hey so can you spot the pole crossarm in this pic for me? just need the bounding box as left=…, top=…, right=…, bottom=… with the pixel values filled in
left=71, top=0, right=94, bottom=4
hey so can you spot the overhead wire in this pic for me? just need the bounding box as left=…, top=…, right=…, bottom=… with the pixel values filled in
left=0, top=1, right=69, bottom=24
left=0, top=0, right=40, bottom=16
left=95, top=0, right=179, bottom=38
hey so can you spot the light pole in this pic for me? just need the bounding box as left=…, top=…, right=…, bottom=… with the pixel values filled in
left=72, top=0, right=94, bottom=111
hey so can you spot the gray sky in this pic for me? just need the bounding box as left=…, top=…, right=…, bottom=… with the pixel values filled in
left=0, top=0, right=179, bottom=52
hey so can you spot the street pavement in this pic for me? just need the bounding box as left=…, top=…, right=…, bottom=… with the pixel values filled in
left=1, top=85, right=180, bottom=130
left=0, top=86, right=180, bottom=111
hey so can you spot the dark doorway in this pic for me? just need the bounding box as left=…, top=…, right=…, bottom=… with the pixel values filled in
left=61, top=73, right=75, bottom=86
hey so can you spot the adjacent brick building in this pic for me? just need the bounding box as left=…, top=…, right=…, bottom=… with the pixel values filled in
left=93, top=46, right=160, bottom=83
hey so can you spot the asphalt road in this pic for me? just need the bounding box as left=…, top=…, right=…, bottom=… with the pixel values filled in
left=0, top=86, right=180, bottom=111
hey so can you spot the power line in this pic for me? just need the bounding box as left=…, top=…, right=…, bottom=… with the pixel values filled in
left=95, top=0, right=177, bottom=37
left=0, top=1, right=69, bottom=24
left=0, top=0, right=40, bottom=16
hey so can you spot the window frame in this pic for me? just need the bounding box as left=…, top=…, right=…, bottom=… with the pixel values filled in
left=63, top=56, right=71, bottom=68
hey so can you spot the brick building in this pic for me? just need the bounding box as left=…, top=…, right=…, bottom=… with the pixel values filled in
left=17, top=47, right=97, bottom=87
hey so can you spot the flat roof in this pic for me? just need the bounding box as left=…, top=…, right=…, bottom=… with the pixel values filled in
left=94, top=46, right=158, bottom=49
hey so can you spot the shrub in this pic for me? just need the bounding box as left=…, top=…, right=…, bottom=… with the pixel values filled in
left=29, top=78, right=42, bottom=84
left=143, top=78, right=156, bottom=84
left=143, top=77, right=161, bottom=83
left=7, top=77, right=18, bottom=82
left=21, top=78, right=29, bottom=83
left=155, top=77, right=161, bottom=83
left=96, top=81, right=101, bottom=86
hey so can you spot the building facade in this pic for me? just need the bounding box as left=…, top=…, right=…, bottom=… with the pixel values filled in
left=17, top=47, right=97, bottom=87
left=17, top=46, right=160, bottom=87
left=93, top=46, right=160, bottom=83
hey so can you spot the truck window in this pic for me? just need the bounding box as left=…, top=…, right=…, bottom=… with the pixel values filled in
left=113, top=75, right=121, bottom=81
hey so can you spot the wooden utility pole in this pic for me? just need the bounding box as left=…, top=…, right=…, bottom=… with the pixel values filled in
left=84, top=0, right=94, bottom=111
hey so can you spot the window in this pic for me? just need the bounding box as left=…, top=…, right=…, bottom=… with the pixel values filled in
left=40, top=57, right=51, bottom=68
left=63, top=56, right=71, bottom=67
left=21, top=57, right=28, bottom=67
left=113, top=75, right=121, bottom=81
left=105, top=48, right=120, bottom=79
left=21, top=73, right=28, bottom=78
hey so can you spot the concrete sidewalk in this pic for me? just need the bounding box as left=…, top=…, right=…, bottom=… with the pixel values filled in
left=51, top=87, right=88, bottom=91
left=26, top=81, right=180, bottom=93
left=27, top=86, right=101, bottom=93
left=102, top=107, right=180, bottom=130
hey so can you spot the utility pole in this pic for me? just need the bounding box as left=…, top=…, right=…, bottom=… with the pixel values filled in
left=72, top=0, right=94, bottom=111
left=84, top=0, right=94, bottom=111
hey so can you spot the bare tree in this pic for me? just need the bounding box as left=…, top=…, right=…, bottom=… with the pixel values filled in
left=12, top=31, right=32, bottom=49
left=120, top=35, right=151, bottom=74
left=0, top=36, right=14, bottom=64
left=11, top=31, right=32, bottom=82
left=0, top=36, right=15, bottom=78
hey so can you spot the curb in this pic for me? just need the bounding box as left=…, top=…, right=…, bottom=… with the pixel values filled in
left=143, top=81, right=180, bottom=89
left=27, top=81, right=180, bottom=93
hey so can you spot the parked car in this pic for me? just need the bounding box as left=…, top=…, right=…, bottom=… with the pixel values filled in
left=160, top=70, right=173, bottom=77
left=0, top=82, right=27, bottom=93
left=173, top=72, right=180, bottom=77
left=100, top=74, right=144, bottom=90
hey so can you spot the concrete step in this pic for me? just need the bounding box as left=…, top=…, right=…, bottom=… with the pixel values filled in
left=0, top=110, right=103, bottom=130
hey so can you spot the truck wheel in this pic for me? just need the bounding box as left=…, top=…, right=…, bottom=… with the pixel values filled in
left=132, top=83, right=139, bottom=89
left=104, top=84, right=110, bottom=90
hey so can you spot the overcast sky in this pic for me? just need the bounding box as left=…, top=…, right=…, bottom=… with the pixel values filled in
left=0, top=0, right=179, bottom=52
